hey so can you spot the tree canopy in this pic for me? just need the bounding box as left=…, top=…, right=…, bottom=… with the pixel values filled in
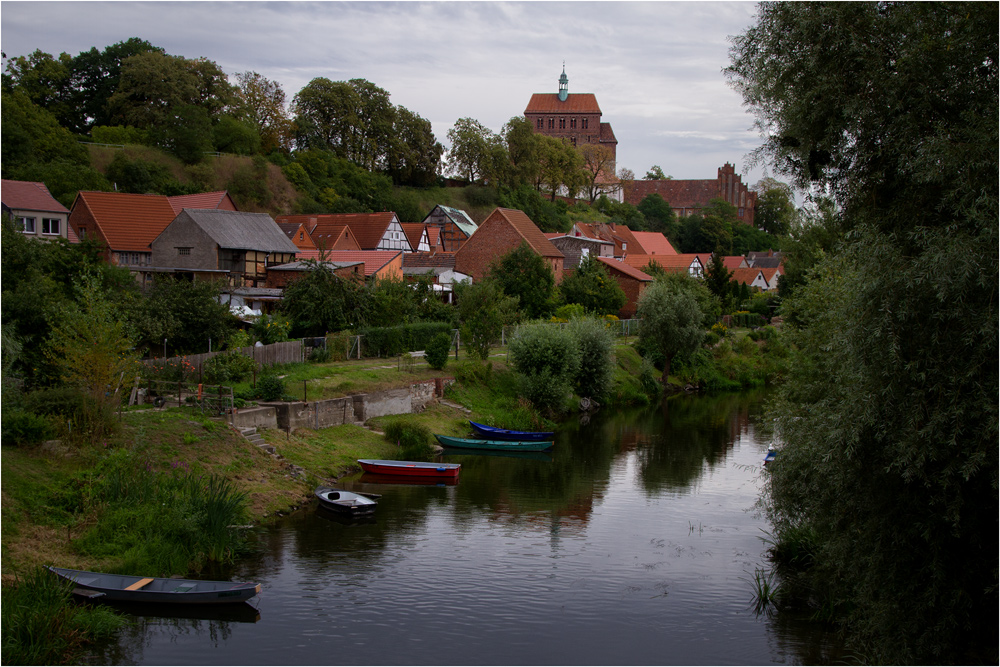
left=729, top=3, right=998, bottom=662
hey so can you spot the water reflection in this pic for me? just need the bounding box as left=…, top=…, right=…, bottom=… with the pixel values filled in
left=85, top=391, right=841, bottom=666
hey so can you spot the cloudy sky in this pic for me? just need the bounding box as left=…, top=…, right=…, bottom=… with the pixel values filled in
left=2, top=1, right=772, bottom=187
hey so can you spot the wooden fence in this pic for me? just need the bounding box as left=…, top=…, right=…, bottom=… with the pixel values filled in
left=142, top=339, right=306, bottom=371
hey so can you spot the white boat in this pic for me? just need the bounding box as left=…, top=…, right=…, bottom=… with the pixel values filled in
left=315, top=487, right=378, bottom=515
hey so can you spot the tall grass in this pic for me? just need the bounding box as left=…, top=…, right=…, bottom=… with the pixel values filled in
left=73, top=448, right=249, bottom=573
left=1, top=566, right=125, bottom=665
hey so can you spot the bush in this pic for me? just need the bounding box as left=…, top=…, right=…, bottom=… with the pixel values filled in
left=308, top=344, right=332, bottom=363
left=553, top=304, right=586, bottom=321
left=568, top=317, right=615, bottom=400
left=22, top=386, right=87, bottom=419
left=1, top=410, right=54, bottom=446
left=258, top=374, right=285, bottom=402
left=703, top=331, right=720, bottom=347
left=357, top=322, right=453, bottom=358
left=203, top=351, right=257, bottom=384
left=425, top=332, right=451, bottom=370
left=508, top=322, right=581, bottom=413
left=383, top=418, right=433, bottom=461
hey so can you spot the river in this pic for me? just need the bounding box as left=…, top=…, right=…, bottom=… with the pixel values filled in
left=85, top=391, right=841, bottom=665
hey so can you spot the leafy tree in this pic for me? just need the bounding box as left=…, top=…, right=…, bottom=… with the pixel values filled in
left=445, top=117, right=499, bottom=183
left=69, top=38, right=164, bottom=131
left=1, top=89, right=89, bottom=171
left=2, top=49, right=76, bottom=129
left=537, top=135, right=585, bottom=201
left=502, top=116, right=541, bottom=188
left=592, top=195, right=646, bottom=231
left=578, top=144, right=616, bottom=203
left=453, top=279, right=518, bottom=361
left=558, top=254, right=626, bottom=317
left=386, top=106, right=442, bottom=187
left=487, top=241, right=556, bottom=320
left=644, top=165, right=669, bottom=180
left=729, top=3, right=998, bottom=662
left=496, top=184, right=570, bottom=233
left=567, top=317, right=615, bottom=400
left=636, top=280, right=705, bottom=383
left=232, top=70, right=291, bottom=153
left=135, top=276, right=235, bottom=355
left=362, top=276, right=419, bottom=328
left=703, top=253, right=733, bottom=303
left=753, top=178, right=797, bottom=236
left=281, top=263, right=366, bottom=336
left=425, top=332, right=451, bottom=371
left=637, top=193, right=678, bottom=238
left=45, top=274, right=139, bottom=442
left=508, top=321, right=580, bottom=412
left=213, top=115, right=262, bottom=156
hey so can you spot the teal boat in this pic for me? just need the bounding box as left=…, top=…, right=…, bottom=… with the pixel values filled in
left=434, top=434, right=554, bottom=452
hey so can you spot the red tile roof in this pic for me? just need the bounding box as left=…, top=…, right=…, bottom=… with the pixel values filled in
left=694, top=254, right=746, bottom=271
left=296, top=250, right=401, bottom=277
left=631, top=231, right=677, bottom=256
left=596, top=257, right=653, bottom=281
left=489, top=208, right=563, bottom=258
left=730, top=268, right=767, bottom=286
left=71, top=191, right=178, bottom=252
left=400, top=223, right=426, bottom=250
left=167, top=191, right=236, bottom=215
left=599, top=122, right=617, bottom=144
left=403, top=252, right=456, bottom=269
left=626, top=254, right=702, bottom=272
left=1, top=180, right=69, bottom=213
left=524, top=93, right=602, bottom=114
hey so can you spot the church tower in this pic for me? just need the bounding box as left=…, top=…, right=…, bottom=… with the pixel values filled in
left=558, top=64, right=569, bottom=101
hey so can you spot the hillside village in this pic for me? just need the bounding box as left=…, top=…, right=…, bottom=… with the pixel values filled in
left=3, top=178, right=783, bottom=323
left=2, top=59, right=786, bottom=326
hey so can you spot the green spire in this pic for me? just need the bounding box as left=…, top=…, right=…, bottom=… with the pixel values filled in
left=558, top=64, right=568, bottom=101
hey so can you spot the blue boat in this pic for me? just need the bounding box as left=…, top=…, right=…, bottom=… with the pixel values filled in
left=763, top=448, right=777, bottom=464
left=468, top=420, right=553, bottom=442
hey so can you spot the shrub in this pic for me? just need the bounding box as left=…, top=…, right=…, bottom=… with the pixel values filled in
left=711, top=322, right=729, bottom=338
left=22, top=386, right=88, bottom=419
left=203, top=351, right=257, bottom=384
left=553, top=303, right=586, bottom=321
left=508, top=322, right=580, bottom=412
left=703, top=331, right=720, bottom=347
left=425, top=332, right=452, bottom=370
left=252, top=314, right=291, bottom=344
left=308, top=345, right=332, bottom=363
left=568, top=317, right=615, bottom=399
left=1, top=410, right=54, bottom=446
left=258, top=374, right=285, bottom=402
left=357, top=322, right=453, bottom=358
left=383, top=418, right=433, bottom=460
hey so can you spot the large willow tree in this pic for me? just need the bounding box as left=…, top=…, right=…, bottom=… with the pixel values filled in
left=728, top=3, right=997, bottom=663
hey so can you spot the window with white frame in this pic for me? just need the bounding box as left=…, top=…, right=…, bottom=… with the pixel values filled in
left=19, top=217, right=36, bottom=233
left=42, top=218, right=60, bottom=235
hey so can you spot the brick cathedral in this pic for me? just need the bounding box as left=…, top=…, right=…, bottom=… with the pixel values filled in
left=524, top=66, right=618, bottom=167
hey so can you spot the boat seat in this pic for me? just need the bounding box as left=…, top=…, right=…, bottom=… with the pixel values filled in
left=124, top=577, right=154, bottom=591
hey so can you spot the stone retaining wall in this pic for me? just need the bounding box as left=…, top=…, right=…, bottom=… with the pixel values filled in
left=250, top=379, right=453, bottom=432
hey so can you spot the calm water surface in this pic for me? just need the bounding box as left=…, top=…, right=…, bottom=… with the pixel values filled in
left=89, top=392, right=839, bottom=665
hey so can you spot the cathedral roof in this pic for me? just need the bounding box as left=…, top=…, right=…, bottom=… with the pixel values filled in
left=525, top=93, right=602, bottom=114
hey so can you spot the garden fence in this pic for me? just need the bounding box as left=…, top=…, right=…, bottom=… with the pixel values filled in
left=142, top=339, right=305, bottom=373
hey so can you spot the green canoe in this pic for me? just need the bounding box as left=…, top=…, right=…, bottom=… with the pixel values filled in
left=434, top=434, right=554, bottom=452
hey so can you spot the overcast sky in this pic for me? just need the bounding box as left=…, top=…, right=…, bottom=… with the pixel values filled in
left=1, top=1, right=773, bottom=187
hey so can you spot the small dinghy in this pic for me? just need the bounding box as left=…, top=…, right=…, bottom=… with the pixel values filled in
left=468, top=420, right=553, bottom=441
left=358, top=459, right=461, bottom=478
left=47, top=567, right=260, bottom=605
left=314, top=487, right=378, bottom=515
left=435, top=434, right=554, bottom=452
left=763, top=448, right=777, bottom=464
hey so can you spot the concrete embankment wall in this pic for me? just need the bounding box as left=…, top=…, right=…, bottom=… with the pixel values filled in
left=232, top=379, right=452, bottom=432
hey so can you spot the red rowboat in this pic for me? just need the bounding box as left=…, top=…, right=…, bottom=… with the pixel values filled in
left=357, top=459, right=461, bottom=478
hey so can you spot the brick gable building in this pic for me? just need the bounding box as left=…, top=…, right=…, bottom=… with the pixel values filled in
left=625, top=163, right=758, bottom=226
left=525, top=67, right=617, bottom=166
left=454, top=207, right=564, bottom=283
